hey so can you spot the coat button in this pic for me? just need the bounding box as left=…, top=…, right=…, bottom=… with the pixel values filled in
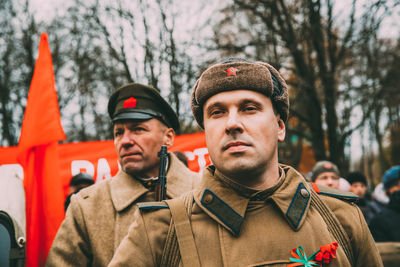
left=203, top=193, right=213, bottom=204
left=300, top=188, right=310, bottom=198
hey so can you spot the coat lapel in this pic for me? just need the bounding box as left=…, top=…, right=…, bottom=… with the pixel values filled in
left=109, top=170, right=148, bottom=212
left=194, top=167, right=248, bottom=236
left=194, top=165, right=312, bottom=236
left=166, top=152, right=199, bottom=198
left=269, top=165, right=312, bottom=231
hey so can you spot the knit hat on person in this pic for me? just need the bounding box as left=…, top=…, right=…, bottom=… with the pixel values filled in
left=346, top=171, right=367, bottom=186
left=311, top=161, right=340, bottom=181
left=382, top=165, right=400, bottom=190
left=191, top=58, right=289, bottom=128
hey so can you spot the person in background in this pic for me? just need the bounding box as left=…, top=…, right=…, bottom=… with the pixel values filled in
left=311, top=160, right=340, bottom=189
left=347, top=171, right=377, bottom=223
left=370, top=182, right=389, bottom=214
left=46, top=83, right=199, bottom=267
left=64, top=172, right=95, bottom=211
left=347, top=172, right=368, bottom=198
left=369, top=166, right=400, bottom=242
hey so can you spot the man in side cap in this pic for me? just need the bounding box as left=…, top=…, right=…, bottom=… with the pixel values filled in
left=369, top=165, right=400, bottom=242
left=311, top=160, right=340, bottom=189
left=47, top=83, right=199, bottom=266
left=109, top=59, right=382, bottom=266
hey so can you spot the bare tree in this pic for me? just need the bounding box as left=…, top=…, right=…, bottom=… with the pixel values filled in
left=212, top=0, right=397, bottom=172
left=44, top=0, right=202, bottom=141
left=0, top=0, right=39, bottom=146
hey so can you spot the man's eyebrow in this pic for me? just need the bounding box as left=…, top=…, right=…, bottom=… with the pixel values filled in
left=240, top=98, right=263, bottom=105
left=113, top=124, right=124, bottom=129
left=205, top=97, right=263, bottom=111
left=205, top=101, right=225, bottom=113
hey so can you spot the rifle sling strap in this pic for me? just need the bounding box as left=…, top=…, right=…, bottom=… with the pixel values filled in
left=309, top=188, right=354, bottom=265
left=162, top=193, right=200, bottom=267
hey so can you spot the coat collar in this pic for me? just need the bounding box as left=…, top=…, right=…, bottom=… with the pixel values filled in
left=110, top=152, right=197, bottom=212
left=109, top=170, right=148, bottom=212
left=269, top=165, right=312, bottom=231
left=194, top=165, right=311, bottom=236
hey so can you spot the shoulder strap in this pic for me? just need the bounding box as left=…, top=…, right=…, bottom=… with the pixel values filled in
left=161, top=192, right=199, bottom=267
left=160, top=188, right=355, bottom=266
left=311, top=182, right=359, bottom=202
left=309, top=187, right=354, bottom=265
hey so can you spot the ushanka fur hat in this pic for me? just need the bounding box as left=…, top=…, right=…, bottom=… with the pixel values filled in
left=191, top=58, right=289, bottom=128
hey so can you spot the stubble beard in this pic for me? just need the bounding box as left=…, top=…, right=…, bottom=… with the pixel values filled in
left=122, top=159, right=160, bottom=178
left=216, top=156, right=268, bottom=183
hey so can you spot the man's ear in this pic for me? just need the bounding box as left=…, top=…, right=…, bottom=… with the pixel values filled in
left=277, top=117, right=286, bottom=143
left=163, top=128, right=175, bottom=148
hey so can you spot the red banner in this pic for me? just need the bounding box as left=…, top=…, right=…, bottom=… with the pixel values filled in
left=1, top=132, right=210, bottom=199
left=17, top=33, right=67, bottom=267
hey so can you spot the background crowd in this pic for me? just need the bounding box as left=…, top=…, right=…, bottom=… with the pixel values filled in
left=309, top=161, right=400, bottom=242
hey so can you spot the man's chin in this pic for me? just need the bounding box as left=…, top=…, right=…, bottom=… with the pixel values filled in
left=216, top=161, right=260, bottom=178
left=122, top=164, right=144, bottom=176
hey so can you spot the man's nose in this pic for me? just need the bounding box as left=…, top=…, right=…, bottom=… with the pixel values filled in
left=121, top=131, right=135, bottom=146
left=225, top=111, right=244, bottom=134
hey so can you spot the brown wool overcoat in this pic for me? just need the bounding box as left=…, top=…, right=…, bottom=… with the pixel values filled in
left=46, top=153, right=199, bottom=267
left=109, top=165, right=383, bottom=267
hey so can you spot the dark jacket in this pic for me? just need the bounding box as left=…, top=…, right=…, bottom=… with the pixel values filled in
left=357, top=198, right=380, bottom=224
left=369, top=191, right=400, bottom=242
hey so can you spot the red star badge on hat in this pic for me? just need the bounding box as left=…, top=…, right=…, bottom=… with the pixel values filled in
left=225, top=67, right=238, bottom=77
left=123, top=97, right=137, bottom=108
left=323, top=162, right=332, bottom=169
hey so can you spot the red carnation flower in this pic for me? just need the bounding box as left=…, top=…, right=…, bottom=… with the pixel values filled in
left=314, top=242, right=338, bottom=264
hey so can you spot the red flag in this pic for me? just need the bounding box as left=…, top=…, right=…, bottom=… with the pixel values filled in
left=18, top=33, right=66, bottom=267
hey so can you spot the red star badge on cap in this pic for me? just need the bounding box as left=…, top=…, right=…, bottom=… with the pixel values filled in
left=123, top=97, right=137, bottom=108
left=225, top=67, right=238, bottom=77
left=323, top=162, right=332, bottom=169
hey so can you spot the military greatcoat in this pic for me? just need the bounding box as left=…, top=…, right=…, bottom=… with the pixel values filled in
left=109, top=165, right=383, bottom=267
left=46, top=153, right=199, bottom=267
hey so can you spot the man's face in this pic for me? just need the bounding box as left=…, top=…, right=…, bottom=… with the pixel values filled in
left=113, top=118, right=174, bottom=178
left=203, top=90, right=285, bottom=180
left=349, top=182, right=367, bottom=198
left=314, top=172, right=340, bottom=189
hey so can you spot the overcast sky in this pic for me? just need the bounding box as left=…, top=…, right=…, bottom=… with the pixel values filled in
left=29, top=0, right=399, bottom=38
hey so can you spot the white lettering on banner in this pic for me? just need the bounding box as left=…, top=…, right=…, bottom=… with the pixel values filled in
left=0, top=164, right=24, bottom=180
left=185, top=148, right=209, bottom=170
left=96, top=158, right=112, bottom=181
left=194, top=148, right=209, bottom=169
left=71, top=160, right=95, bottom=177
left=185, top=152, right=195, bottom=161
